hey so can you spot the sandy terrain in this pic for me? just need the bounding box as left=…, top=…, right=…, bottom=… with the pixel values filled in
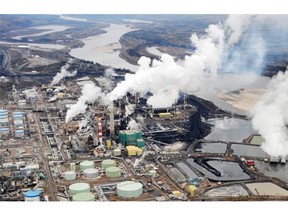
left=217, top=88, right=266, bottom=112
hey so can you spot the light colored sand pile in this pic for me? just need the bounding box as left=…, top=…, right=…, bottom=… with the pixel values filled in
left=217, top=88, right=266, bottom=112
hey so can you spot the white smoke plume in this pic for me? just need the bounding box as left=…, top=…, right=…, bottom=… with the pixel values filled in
left=51, top=59, right=77, bottom=86
left=109, top=15, right=260, bottom=108
left=251, top=69, right=288, bottom=157
left=65, top=83, right=108, bottom=123
left=127, top=118, right=141, bottom=130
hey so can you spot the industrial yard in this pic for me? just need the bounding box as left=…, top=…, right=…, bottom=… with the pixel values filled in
left=1, top=75, right=288, bottom=202
left=1, top=12, right=288, bottom=204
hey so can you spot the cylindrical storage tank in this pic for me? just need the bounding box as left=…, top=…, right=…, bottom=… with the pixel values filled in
left=64, top=171, right=76, bottom=181
left=15, top=130, right=25, bottom=138
left=12, top=112, right=24, bottom=116
left=69, top=183, right=90, bottom=196
left=0, top=128, right=9, bottom=135
left=13, top=114, right=23, bottom=119
left=113, top=148, right=121, bottom=156
left=70, top=163, right=76, bottom=171
left=14, top=119, right=24, bottom=127
left=0, top=113, right=8, bottom=117
left=117, top=181, right=143, bottom=199
left=0, top=118, right=9, bottom=127
left=101, top=159, right=116, bottom=170
left=148, top=170, right=157, bottom=177
left=83, top=168, right=99, bottom=179
left=80, top=160, right=95, bottom=170
left=24, top=190, right=41, bottom=201
left=106, top=167, right=121, bottom=178
left=72, top=192, right=95, bottom=201
left=18, top=100, right=26, bottom=108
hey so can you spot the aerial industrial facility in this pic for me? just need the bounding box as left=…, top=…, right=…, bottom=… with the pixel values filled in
left=1, top=12, right=288, bottom=202
left=1, top=75, right=288, bottom=202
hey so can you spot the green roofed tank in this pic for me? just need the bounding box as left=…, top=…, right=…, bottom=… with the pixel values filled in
left=101, top=159, right=116, bottom=170
left=117, top=181, right=143, bottom=199
left=80, top=161, right=95, bottom=170
left=106, top=166, right=121, bottom=178
left=72, top=192, right=95, bottom=201
left=69, top=183, right=90, bottom=195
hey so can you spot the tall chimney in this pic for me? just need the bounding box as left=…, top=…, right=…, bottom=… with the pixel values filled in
left=110, top=102, right=115, bottom=138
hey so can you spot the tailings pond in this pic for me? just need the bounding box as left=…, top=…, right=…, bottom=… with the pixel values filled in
left=187, top=158, right=251, bottom=181
left=205, top=117, right=254, bottom=142
left=195, top=142, right=227, bottom=154
left=204, top=184, right=249, bottom=197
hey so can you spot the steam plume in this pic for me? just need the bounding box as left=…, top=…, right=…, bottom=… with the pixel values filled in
left=51, top=59, right=77, bottom=86
left=65, top=83, right=107, bottom=123
left=251, top=68, right=288, bottom=157
left=109, top=15, right=261, bottom=108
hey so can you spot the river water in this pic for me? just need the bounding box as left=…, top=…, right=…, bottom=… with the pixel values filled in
left=12, top=25, right=71, bottom=40
left=70, top=24, right=139, bottom=71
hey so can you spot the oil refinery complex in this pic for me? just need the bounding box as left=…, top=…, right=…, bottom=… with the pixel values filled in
left=1, top=76, right=288, bottom=202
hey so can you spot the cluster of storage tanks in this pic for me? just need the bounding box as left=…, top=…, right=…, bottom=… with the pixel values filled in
left=0, top=109, right=25, bottom=138
left=68, top=183, right=95, bottom=201
left=63, top=159, right=145, bottom=200
left=66, top=161, right=97, bottom=201
left=13, top=111, right=25, bottom=138
left=101, top=159, right=121, bottom=178
left=0, top=109, right=9, bottom=136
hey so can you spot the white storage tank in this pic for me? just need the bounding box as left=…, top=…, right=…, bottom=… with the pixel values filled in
left=0, top=128, right=9, bottom=135
left=83, top=168, right=99, bottom=179
left=14, top=119, right=24, bottom=127
left=116, top=181, right=143, bottom=199
left=18, top=99, right=26, bottom=109
left=69, top=183, right=90, bottom=196
left=113, top=148, right=122, bottom=156
left=72, top=192, right=95, bottom=201
left=15, top=129, right=25, bottom=138
left=148, top=170, right=157, bottom=177
left=101, top=159, right=116, bottom=170
left=70, top=163, right=76, bottom=171
left=80, top=160, right=95, bottom=170
left=0, top=118, right=9, bottom=127
left=24, top=189, right=41, bottom=201
left=64, top=171, right=76, bottom=181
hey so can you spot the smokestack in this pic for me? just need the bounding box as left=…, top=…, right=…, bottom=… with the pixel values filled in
left=97, top=116, right=103, bottom=146
left=110, top=102, right=115, bottom=139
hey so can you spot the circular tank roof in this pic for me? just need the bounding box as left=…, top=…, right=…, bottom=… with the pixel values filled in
left=73, top=192, right=95, bottom=201
left=80, top=161, right=94, bottom=166
left=102, top=159, right=115, bottom=165
left=24, top=190, right=41, bottom=197
left=117, top=181, right=143, bottom=192
left=65, top=171, right=75, bottom=175
left=69, top=183, right=90, bottom=191
left=83, top=168, right=98, bottom=174
left=106, top=167, right=120, bottom=172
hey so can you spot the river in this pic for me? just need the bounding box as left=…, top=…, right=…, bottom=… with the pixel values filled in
left=70, top=24, right=139, bottom=71
left=12, top=25, right=71, bottom=40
